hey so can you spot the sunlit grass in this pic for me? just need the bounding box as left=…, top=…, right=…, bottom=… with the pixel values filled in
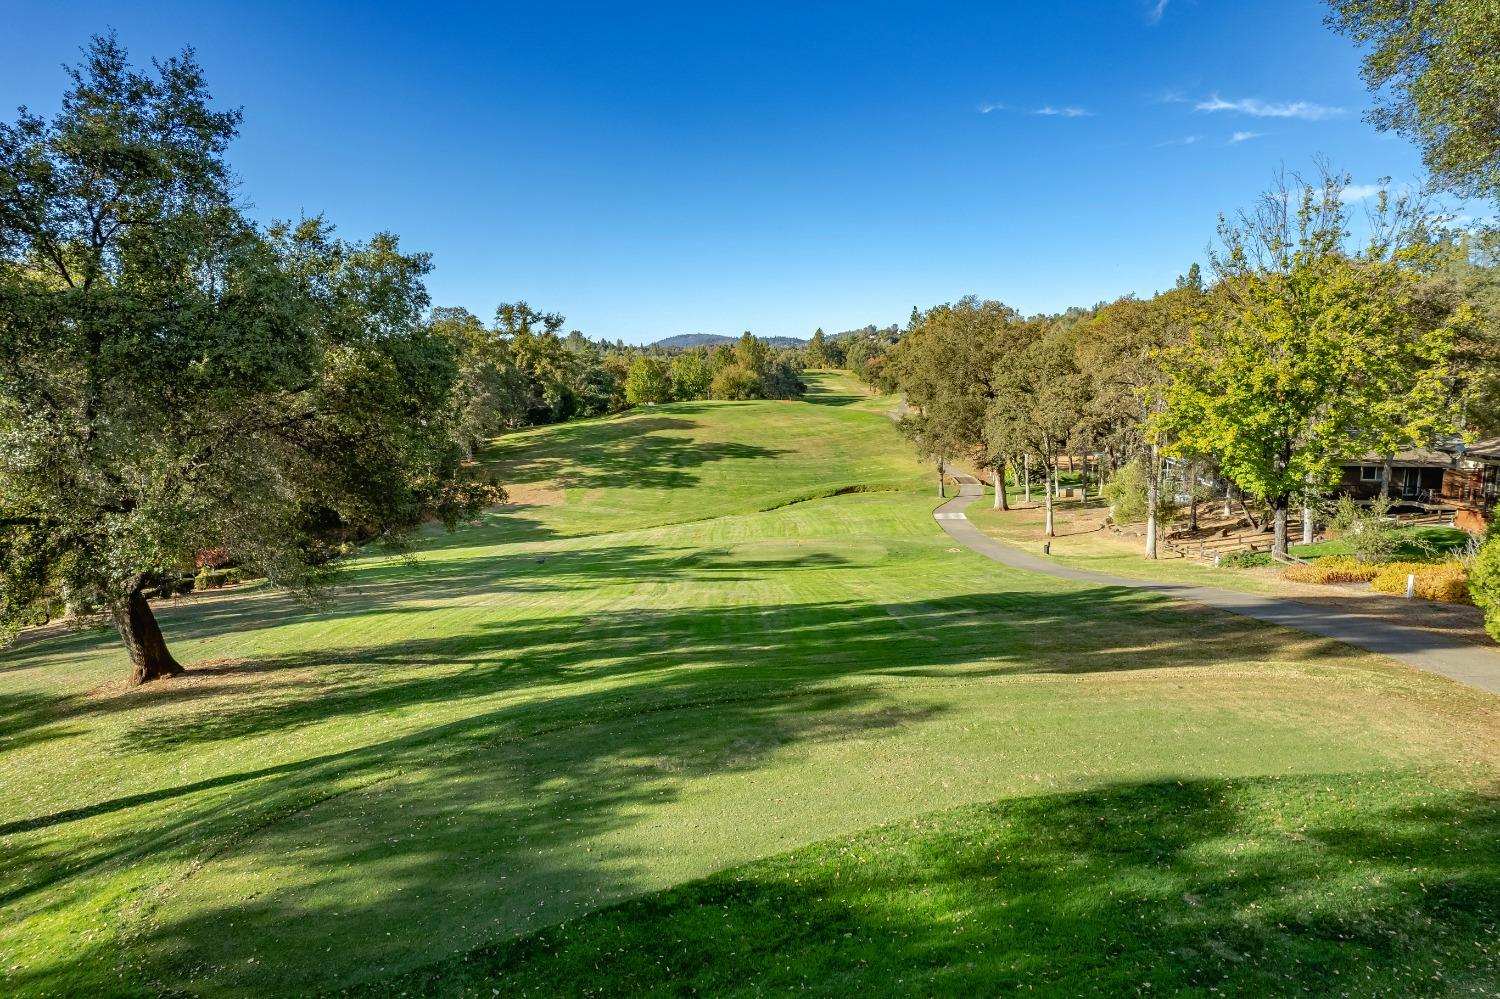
left=2, top=373, right=1497, bottom=996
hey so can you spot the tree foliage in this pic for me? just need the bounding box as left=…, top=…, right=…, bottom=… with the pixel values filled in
left=709, top=364, right=761, bottom=400
left=891, top=297, right=1021, bottom=473
left=0, top=35, right=499, bottom=681
left=1469, top=517, right=1500, bottom=640
left=669, top=349, right=712, bottom=400
left=985, top=324, right=1092, bottom=471
left=1101, top=459, right=1177, bottom=526
left=624, top=355, right=673, bottom=405
left=1155, top=170, right=1464, bottom=554
left=1328, top=0, right=1500, bottom=203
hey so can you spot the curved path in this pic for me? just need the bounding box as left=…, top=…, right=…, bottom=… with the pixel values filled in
left=935, top=469, right=1500, bottom=696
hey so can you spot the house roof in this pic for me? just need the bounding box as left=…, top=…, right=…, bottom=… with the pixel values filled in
left=1466, top=436, right=1500, bottom=459
left=1347, top=437, right=1500, bottom=466
left=1349, top=448, right=1454, bottom=467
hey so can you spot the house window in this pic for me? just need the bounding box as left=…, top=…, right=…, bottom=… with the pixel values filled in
left=1359, top=466, right=1384, bottom=482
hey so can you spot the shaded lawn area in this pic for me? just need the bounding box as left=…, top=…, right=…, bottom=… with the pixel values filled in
left=3, top=378, right=1500, bottom=996
left=360, top=770, right=1500, bottom=997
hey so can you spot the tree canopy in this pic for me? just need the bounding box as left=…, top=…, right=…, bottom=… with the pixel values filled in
left=1155, top=171, right=1464, bottom=553
left=0, top=35, right=498, bottom=682
left=1328, top=0, right=1500, bottom=204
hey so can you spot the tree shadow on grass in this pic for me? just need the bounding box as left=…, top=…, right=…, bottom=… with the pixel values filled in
left=356, top=771, right=1500, bottom=997
left=0, top=578, right=1476, bottom=995
left=478, top=415, right=792, bottom=495
left=3, top=523, right=1483, bottom=993
left=101, top=581, right=1364, bottom=757
left=1, top=660, right=946, bottom=995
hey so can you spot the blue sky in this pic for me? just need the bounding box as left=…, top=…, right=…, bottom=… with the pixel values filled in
left=0, top=1, right=1438, bottom=342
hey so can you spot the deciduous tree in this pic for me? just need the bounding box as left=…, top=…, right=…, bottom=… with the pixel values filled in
left=986, top=322, right=1092, bottom=536
left=624, top=355, right=673, bottom=405
left=890, top=297, right=1023, bottom=498
left=1156, top=170, right=1463, bottom=556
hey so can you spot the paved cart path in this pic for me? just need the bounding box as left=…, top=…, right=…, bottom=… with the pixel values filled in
left=935, top=469, right=1500, bottom=696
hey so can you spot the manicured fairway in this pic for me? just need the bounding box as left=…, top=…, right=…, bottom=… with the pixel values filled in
left=3, top=373, right=1499, bottom=996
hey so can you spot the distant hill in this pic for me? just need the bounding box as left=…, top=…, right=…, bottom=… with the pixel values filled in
left=652, top=333, right=736, bottom=349
left=651, top=333, right=808, bottom=350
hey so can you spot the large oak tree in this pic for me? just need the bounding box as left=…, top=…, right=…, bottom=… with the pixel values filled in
left=0, top=36, right=497, bottom=684
left=890, top=297, right=1024, bottom=500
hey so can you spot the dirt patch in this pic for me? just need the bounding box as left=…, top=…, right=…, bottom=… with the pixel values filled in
left=83, top=658, right=319, bottom=702
left=503, top=482, right=565, bottom=507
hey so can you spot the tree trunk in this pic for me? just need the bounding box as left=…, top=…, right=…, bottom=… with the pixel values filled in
left=1272, top=496, right=1290, bottom=557
left=115, top=583, right=183, bottom=686
left=1145, top=443, right=1160, bottom=560
left=1302, top=499, right=1314, bottom=545
left=1381, top=458, right=1392, bottom=498
left=1238, top=491, right=1260, bottom=530
left=1044, top=466, right=1056, bottom=537
left=994, top=466, right=1008, bottom=510
left=1023, top=454, right=1031, bottom=503
left=937, top=459, right=946, bottom=499
left=1223, top=483, right=1233, bottom=518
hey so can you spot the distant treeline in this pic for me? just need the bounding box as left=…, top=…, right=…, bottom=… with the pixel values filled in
left=430, top=306, right=809, bottom=454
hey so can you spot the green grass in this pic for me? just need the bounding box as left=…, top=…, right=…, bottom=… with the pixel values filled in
left=3, top=372, right=1499, bottom=997
left=361, top=771, right=1500, bottom=997
left=1293, top=525, right=1472, bottom=562
left=471, top=368, right=919, bottom=538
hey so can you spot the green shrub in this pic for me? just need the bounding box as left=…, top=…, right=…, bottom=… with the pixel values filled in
left=669, top=350, right=712, bottom=400
left=1283, top=556, right=1380, bottom=584
left=1219, top=550, right=1272, bottom=568
left=1324, top=494, right=1400, bottom=564
left=1370, top=561, right=1472, bottom=604
left=222, top=568, right=244, bottom=585
left=1468, top=530, right=1500, bottom=637
left=709, top=364, right=762, bottom=401
left=624, top=356, right=673, bottom=405
left=1102, top=459, right=1176, bottom=526
left=193, top=569, right=228, bottom=591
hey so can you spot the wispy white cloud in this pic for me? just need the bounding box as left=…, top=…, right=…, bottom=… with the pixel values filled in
left=977, top=102, right=1006, bottom=114
left=1147, top=0, right=1170, bottom=24
left=1339, top=183, right=1388, bottom=202
left=1156, top=135, right=1201, bottom=147
left=1032, top=105, right=1093, bottom=118
left=1228, top=130, right=1264, bottom=143
left=1195, top=96, right=1344, bottom=120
